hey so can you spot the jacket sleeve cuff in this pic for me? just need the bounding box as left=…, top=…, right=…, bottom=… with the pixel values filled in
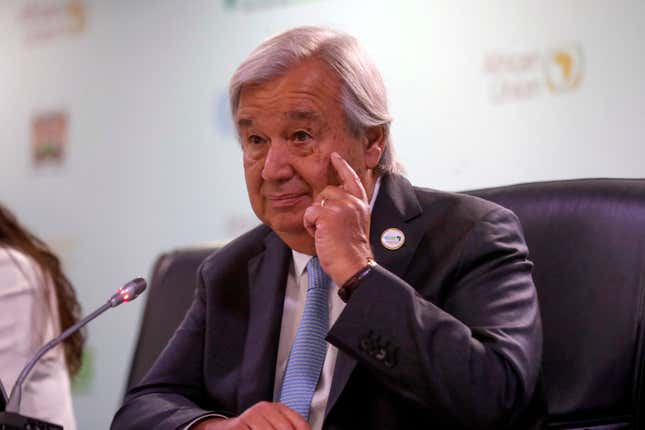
left=183, top=413, right=228, bottom=429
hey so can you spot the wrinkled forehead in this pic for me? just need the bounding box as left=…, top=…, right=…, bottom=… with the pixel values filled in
left=235, top=58, right=344, bottom=120
left=237, top=109, right=323, bottom=129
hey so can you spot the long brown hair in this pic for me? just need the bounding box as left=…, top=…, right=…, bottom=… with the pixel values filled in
left=0, top=203, right=84, bottom=376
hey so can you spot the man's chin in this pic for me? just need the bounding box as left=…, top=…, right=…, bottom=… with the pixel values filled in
left=266, top=218, right=314, bottom=250
left=264, top=205, right=307, bottom=231
left=270, top=220, right=307, bottom=237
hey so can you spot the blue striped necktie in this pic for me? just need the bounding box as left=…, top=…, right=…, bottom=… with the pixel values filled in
left=279, top=256, right=330, bottom=420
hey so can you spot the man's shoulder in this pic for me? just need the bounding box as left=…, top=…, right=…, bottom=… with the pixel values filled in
left=411, top=182, right=514, bottom=226
left=199, top=223, right=275, bottom=276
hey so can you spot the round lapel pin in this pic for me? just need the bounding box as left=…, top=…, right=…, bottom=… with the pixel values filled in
left=381, top=228, right=405, bottom=250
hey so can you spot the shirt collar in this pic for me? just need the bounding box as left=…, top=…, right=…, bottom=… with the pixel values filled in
left=291, top=175, right=383, bottom=277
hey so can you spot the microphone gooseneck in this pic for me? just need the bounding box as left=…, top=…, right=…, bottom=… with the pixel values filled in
left=4, top=277, right=147, bottom=414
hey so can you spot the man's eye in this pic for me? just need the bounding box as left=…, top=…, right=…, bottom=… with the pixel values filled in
left=292, top=131, right=312, bottom=142
left=248, top=135, right=265, bottom=145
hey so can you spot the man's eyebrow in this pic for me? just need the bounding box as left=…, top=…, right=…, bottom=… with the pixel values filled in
left=285, top=110, right=321, bottom=121
left=237, top=118, right=252, bottom=128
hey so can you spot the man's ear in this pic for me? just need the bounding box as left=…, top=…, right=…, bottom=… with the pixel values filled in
left=363, top=126, right=385, bottom=170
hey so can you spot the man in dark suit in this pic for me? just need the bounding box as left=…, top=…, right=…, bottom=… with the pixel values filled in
left=112, top=27, right=542, bottom=430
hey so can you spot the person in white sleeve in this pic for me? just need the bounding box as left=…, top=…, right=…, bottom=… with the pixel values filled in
left=0, top=203, right=83, bottom=430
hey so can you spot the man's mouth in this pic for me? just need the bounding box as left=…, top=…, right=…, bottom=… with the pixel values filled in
left=265, top=193, right=309, bottom=208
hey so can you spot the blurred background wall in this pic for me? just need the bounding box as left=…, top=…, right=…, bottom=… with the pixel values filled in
left=0, top=0, right=643, bottom=427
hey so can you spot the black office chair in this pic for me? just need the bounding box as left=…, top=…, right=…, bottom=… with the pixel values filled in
left=468, top=178, right=645, bottom=429
left=125, top=245, right=218, bottom=391
left=125, top=178, right=645, bottom=429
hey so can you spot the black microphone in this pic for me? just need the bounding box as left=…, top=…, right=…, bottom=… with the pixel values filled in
left=0, top=277, right=147, bottom=428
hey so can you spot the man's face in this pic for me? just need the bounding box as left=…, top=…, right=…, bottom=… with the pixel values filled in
left=236, top=58, right=371, bottom=248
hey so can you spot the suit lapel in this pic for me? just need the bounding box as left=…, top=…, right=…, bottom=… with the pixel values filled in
left=237, top=232, right=291, bottom=412
left=325, top=173, right=425, bottom=419
left=369, top=174, right=424, bottom=275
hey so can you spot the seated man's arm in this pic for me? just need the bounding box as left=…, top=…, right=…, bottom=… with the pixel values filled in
left=111, top=267, right=226, bottom=430
left=327, top=207, right=542, bottom=429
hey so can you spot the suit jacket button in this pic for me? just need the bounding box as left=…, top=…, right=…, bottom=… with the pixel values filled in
left=384, top=351, right=398, bottom=368
left=359, top=338, right=370, bottom=351
left=375, top=348, right=386, bottom=361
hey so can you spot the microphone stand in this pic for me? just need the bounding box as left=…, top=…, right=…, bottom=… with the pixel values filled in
left=0, top=278, right=146, bottom=429
left=6, top=301, right=112, bottom=414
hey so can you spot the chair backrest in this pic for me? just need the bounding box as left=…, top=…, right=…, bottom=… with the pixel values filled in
left=466, top=178, right=645, bottom=429
left=125, top=246, right=218, bottom=391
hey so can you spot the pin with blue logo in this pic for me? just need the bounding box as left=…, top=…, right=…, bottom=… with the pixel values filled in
left=381, top=228, right=405, bottom=250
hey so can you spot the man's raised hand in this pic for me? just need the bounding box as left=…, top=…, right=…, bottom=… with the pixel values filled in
left=303, top=152, right=374, bottom=286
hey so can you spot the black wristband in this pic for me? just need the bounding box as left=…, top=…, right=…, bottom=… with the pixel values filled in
left=338, top=258, right=377, bottom=303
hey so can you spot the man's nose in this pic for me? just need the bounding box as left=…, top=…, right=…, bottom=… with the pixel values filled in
left=261, top=141, right=294, bottom=181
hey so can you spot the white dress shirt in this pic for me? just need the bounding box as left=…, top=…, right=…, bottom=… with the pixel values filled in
left=0, top=247, right=77, bottom=430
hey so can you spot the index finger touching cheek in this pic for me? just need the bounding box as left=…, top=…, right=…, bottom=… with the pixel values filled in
left=330, top=152, right=367, bottom=202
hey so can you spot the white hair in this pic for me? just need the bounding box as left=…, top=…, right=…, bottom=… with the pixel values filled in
left=229, top=26, right=402, bottom=175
